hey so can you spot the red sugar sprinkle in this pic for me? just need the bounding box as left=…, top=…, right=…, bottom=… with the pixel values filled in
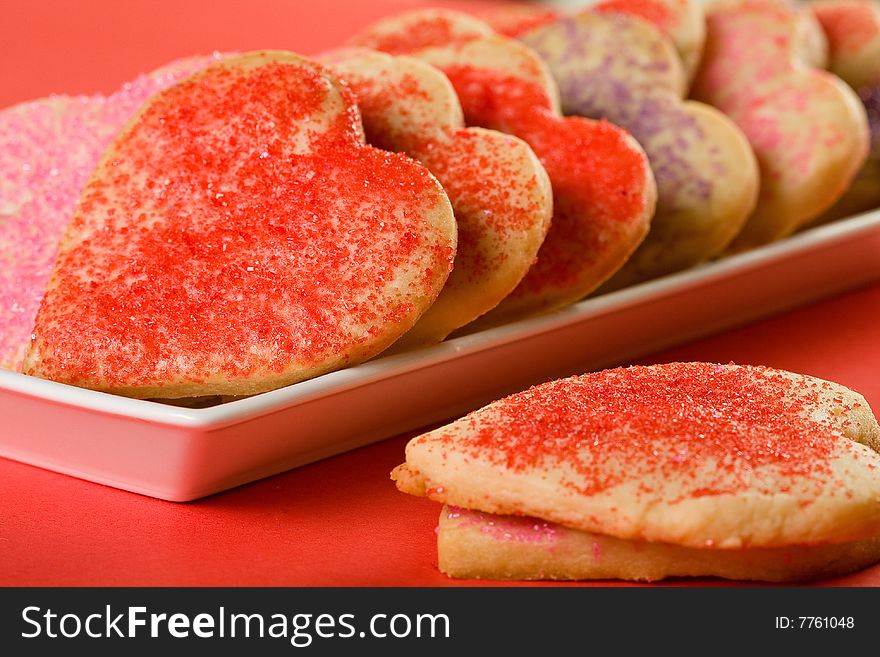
left=342, top=71, right=434, bottom=153
left=418, top=130, right=544, bottom=280
left=423, top=363, right=864, bottom=501
left=27, top=60, right=451, bottom=390
left=440, top=64, right=556, bottom=131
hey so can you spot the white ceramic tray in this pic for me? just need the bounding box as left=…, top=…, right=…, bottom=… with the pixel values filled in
left=2, top=210, right=879, bottom=501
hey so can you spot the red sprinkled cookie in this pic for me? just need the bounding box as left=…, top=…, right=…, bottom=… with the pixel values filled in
left=351, top=9, right=656, bottom=324
left=393, top=362, right=880, bottom=581
left=319, top=48, right=552, bottom=347
left=23, top=51, right=457, bottom=398
left=692, top=0, right=870, bottom=249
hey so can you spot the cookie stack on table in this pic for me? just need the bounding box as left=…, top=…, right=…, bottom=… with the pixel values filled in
left=393, top=362, right=880, bottom=582
left=2, top=0, right=879, bottom=580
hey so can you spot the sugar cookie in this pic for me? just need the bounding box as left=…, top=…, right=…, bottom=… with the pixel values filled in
left=692, top=0, right=870, bottom=249
left=812, top=0, right=880, bottom=221
left=319, top=48, right=552, bottom=346
left=352, top=9, right=656, bottom=324
left=394, top=363, right=880, bottom=580
left=23, top=52, right=457, bottom=398
left=518, top=12, right=758, bottom=288
left=0, top=54, right=223, bottom=371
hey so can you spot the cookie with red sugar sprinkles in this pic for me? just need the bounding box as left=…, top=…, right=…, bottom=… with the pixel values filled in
left=393, top=362, right=880, bottom=582
left=23, top=51, right=457, bottom=398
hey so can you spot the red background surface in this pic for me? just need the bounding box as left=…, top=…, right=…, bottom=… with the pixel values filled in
left=1, top=0, right=879, bottom=586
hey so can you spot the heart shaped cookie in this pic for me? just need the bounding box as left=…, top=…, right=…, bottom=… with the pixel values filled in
left=393, top=362, right=880, bottom=581
left=517, top=12, right=759, bottom=288
left=692, top=0, right=870, bottom=249
left=23, top=51, right=457, bottom=398
left=319, top=48, right=552, bottom=347
left=352, top=9, right=656, bottom=325
left=0, top=53, right=224, bottom=372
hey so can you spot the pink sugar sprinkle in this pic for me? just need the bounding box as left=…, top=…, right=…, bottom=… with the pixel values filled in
left=452, top=507, right=558, bottom=545
left=0, top=53, right=224, bottom=370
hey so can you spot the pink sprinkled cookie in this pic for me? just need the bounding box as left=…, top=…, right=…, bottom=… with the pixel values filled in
left=23, top=52, right=456, bottom=398
left=351, top=9, right=656, bottom=325
left=319, top=49, right=552, bottom=347
left=392, top=363, right=880, bottom=581
left=516, top=11, right=758, bottom=288
left=692, top=0, right=870, bottom=249
left=0, top=54, right=223, bottom=371
left=812, top=0, right=880, bottom=221
left=438, top=505, right=880, bottom=582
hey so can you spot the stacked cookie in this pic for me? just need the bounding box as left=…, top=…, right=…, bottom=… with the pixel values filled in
left=393, top=363, right=880, bottom=582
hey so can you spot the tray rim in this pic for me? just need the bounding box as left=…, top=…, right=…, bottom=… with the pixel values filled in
left=3, top=209, right=880, bottom=431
